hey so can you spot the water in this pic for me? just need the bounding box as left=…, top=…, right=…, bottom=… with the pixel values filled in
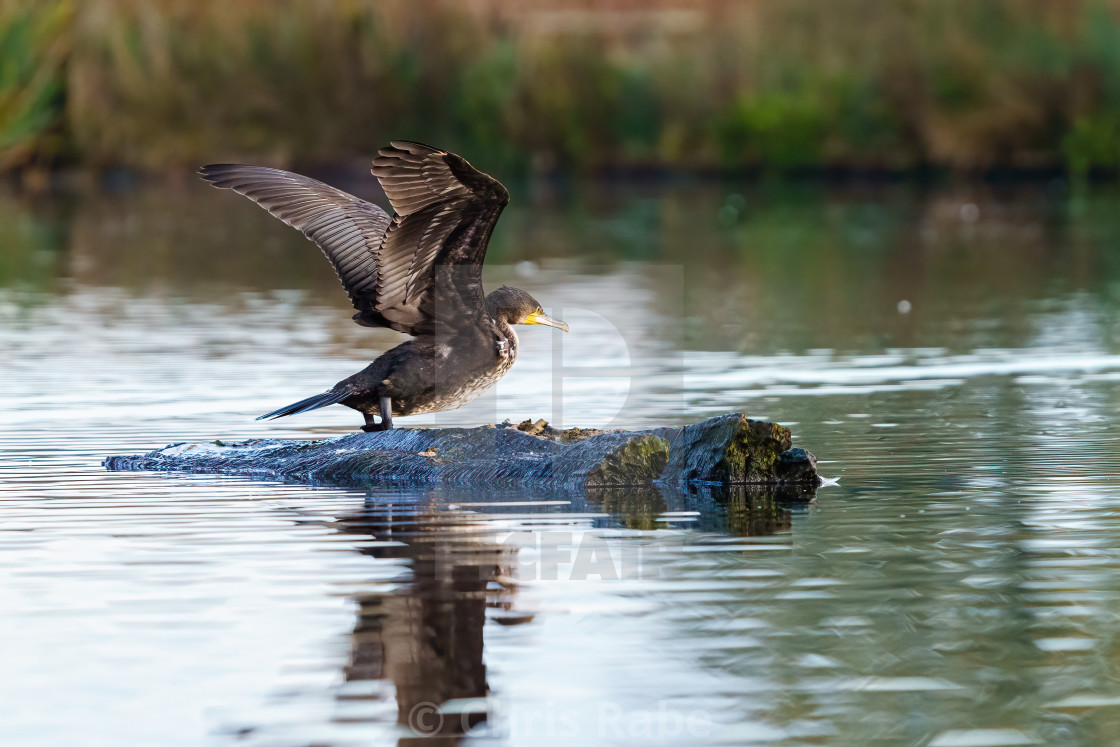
left=4, top=179, right=1120, bottom=745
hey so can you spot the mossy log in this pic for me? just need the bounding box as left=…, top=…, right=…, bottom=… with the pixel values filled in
left=103, top=413, right=820, bottom=490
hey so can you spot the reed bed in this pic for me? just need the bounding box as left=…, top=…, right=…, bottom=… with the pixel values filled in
left=3, top=0, right=1120, bottom=176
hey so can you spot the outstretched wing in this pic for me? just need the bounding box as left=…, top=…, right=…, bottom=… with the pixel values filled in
left=198, top=164, right=419, bottom=330
left=371, top=141, right=510, bottom=335
left=200, top=143, right=510, bottom=337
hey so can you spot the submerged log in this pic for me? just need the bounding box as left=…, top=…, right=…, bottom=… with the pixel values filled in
left=103, top=413, right=821, bottom=490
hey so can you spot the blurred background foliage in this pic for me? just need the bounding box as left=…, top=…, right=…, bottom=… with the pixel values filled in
left=2, top=0, right=1120, bottom=178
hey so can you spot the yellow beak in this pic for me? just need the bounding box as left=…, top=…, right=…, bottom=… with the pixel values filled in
left=524, top=311, right=569, bottom=332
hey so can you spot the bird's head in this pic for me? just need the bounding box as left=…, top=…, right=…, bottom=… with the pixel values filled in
left=485, top=286, right=569, bottom=332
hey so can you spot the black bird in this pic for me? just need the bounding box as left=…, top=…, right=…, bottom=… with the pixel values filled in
left=200, top=141, right=568, bottom=431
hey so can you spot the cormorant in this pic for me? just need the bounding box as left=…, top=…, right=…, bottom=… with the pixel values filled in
left=199, top=141, right=568, bottom=431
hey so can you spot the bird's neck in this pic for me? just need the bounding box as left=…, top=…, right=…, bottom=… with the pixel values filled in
left=493, top=317, right=519, bottom=359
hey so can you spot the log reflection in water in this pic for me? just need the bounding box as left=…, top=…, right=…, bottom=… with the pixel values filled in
left=588, top=483, right=815, bottom=536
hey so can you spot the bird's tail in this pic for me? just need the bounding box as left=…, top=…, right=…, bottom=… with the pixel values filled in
left=256, top=390, right=349, bottom=421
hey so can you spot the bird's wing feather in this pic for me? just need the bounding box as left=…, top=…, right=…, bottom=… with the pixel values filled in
left=371, top=141, right=510, bottom=335
left=198, top=164, right=409, bottom=329
left=200, top=141, right=509, bottom=338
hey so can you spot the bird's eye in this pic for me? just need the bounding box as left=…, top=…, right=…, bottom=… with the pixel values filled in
left=536, top=307, right=543, bottom=314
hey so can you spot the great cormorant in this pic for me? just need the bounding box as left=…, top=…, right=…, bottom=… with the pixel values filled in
left=199, top=141, right=568, bottom=431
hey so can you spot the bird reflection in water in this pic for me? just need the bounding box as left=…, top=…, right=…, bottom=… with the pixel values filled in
left=327, top=495, right=531, bottom=743
left=323, top=482, right=814, bottom=743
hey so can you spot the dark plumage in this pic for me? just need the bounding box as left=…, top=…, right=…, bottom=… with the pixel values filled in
left=200, top=141, right=568, bottom=430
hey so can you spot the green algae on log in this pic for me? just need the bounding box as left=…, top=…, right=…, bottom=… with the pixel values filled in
left=103, top=413, right=820, bottom=490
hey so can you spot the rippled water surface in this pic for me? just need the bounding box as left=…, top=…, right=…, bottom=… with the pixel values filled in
left=4, top=181, right=1120, bottom=746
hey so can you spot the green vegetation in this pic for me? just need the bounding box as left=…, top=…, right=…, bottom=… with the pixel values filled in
left=3, top=0, right=1120, bottom=177
left=0, top=0, right=71, bottom=171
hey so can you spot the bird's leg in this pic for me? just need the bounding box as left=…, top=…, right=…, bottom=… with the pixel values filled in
left=359, top=398, right=394, bottom=432
left=379, top=395, right=394, bottom=430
